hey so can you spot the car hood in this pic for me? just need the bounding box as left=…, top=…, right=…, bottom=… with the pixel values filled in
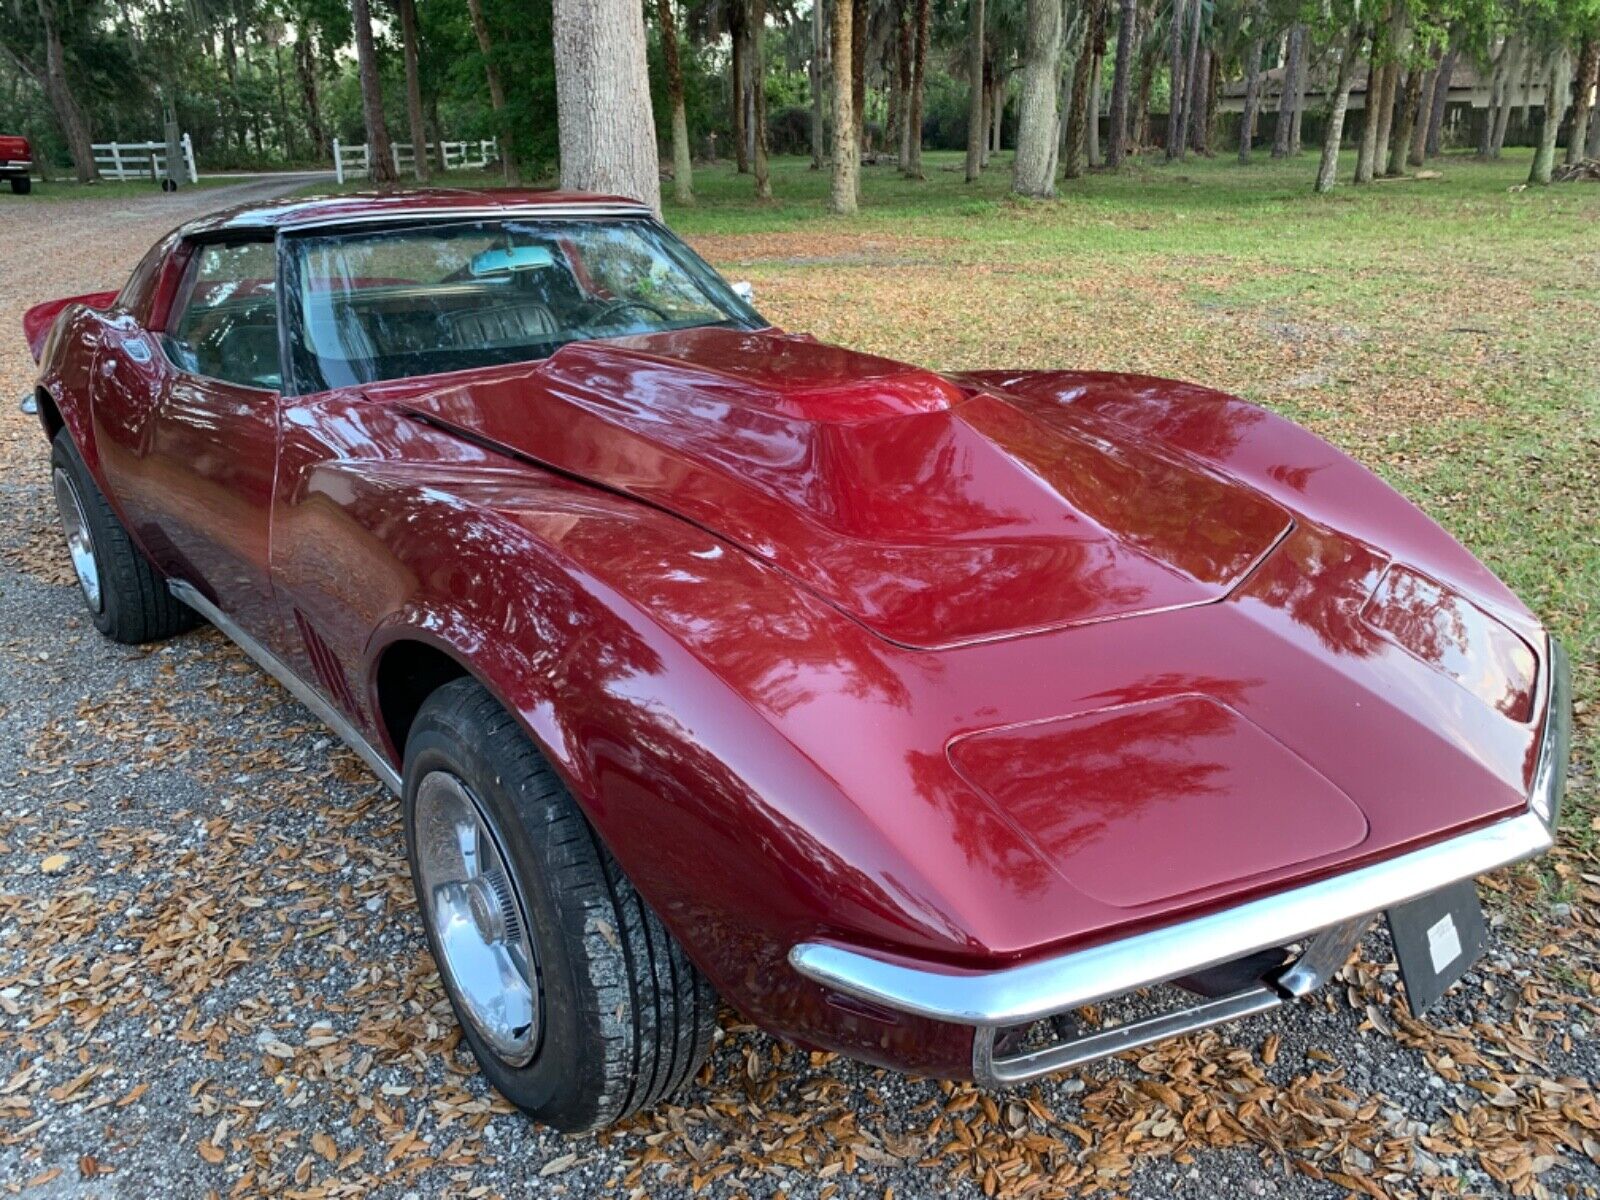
left=389, top=326, right=1293, bottom=648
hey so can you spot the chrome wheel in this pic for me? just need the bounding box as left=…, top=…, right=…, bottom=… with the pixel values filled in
left=414, top=771, right=540, bottom=1066
left=52, top=466, right=101, bottom=613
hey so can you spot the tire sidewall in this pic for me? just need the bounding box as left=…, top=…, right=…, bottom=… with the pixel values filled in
left=403, top=718, right=612, bottom=1129
left=51, top=434, right=121, bottom=638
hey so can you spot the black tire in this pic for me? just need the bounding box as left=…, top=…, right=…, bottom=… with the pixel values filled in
left=10, top=176, right=30, bottom=195
left=50, top=431, right=198, bottom=643
left=403, top=678, right=717, bottom=1131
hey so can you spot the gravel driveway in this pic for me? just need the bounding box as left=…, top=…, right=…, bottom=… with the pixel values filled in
left=1, top=182, right=1597, bottom=1200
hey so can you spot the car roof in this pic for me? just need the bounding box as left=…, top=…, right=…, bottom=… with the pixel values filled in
left=180, top=188, right=655, bottom=236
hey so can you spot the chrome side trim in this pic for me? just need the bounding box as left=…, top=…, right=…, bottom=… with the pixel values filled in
left=168, top=580, right=402, bottom=794
left=790, top=635, right=1569, bottom=1033
left=264, top=204, right=655, bottom=231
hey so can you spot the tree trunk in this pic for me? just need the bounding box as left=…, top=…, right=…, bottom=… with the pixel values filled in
left=467, top=0, right=520, bottom=183
left=1425, top=43, right=1457, bottom=157
left=811, top=0, right=828, bottom=169
left=350, top=0, right=397, bottom=185
left=731, top=2, right=749, bottom=172
left=1133, top=19, right=1156, bottom=148
left=1489, top=37, right=1521, bottom=158
left=1107, top=0, right=1136, bottom=168
left=897, top=0, right=913, bottom=170
left=398, top=0, right=430, bottom=181
left=294, top=35, right=327, bottom=160
left=552, top=0, right=660, bottom=211
left=1237, top=35, right=1262, bottom=162
left=1388, top=66, right=1422, bottom=174
left=852, top=0, right=867, bottom=164
left=992, top=74, right=1005, bottom=153
left=979, top=64, right=993, bottom=165
left=1188, top=44, right=1210, bottom=154
left=1567, top=37, right=1597, bottom=165
left=830, top=0, right=858, bottom=210
left=656, top=0, right=693, bottom=201
left=907, top=0, right=930, bottom=176
left=1406, top=65, right=1432, bottom=165
left=1273, top=24, right=1304, bottom=157
left=1529, top=49, right=1571, bottom=184
left=1165, top=0, right=1187, bottom=160
left=1355, top=35, right=1381, bottom=181
left=1373, top=60, right=1399, bottom=171
left=1064, top=0, right=1105, bottom=177
left=1290, top=32, right=1309, bottom=152
left=34, top=0, right=97, bottom=181
left=1314, top=21, right=1364, bottom=192
left=1013, top=0, right=1064, bottom=194
left=1087, top=45, right=1103, bottom=165
left=965, top=0, right=986, bottom=179
left=751, top=0, right=772, bottom=199
left=1588, top=81, right=1600, bottom=157
left=1173, top=0, right=1200, bottom=157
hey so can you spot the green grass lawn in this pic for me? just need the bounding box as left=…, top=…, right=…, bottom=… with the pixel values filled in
left=312, top=149, right=1600, bottom=866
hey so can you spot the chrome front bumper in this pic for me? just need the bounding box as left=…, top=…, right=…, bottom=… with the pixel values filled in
left=790, top=637, right=1571, bottom=1087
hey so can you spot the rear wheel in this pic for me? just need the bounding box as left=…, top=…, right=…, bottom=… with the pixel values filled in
left=50, top=432, right=198, bottom=643
left=403, top=678, right=717, bottom=1131
left=9, top=176, right=29, bottom=195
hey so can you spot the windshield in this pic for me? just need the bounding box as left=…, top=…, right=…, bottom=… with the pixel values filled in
left=284, top=217, right=762, bottom=393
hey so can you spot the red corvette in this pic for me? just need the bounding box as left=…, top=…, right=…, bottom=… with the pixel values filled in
left=21, top=190, right=1569, bottom=1131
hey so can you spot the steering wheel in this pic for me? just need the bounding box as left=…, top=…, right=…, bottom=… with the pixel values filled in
left=589, top=298, right=669, bottom=324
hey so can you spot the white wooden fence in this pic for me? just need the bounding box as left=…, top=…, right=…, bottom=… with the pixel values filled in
left=92, top=135, right=198, bottom=184
left=333, top=137, right=500, bottom=183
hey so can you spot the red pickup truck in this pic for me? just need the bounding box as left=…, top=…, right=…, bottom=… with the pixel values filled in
left=1, top=135, right=33, bottom=194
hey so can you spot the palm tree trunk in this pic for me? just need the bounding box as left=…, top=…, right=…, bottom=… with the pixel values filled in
left=1107, top=0, right=1136, bottom=168
left=350, top=0, right=397, bottom=184
left=896, top=0, right=913, bottom=170
left=1289, top=32, right=1308, bottom=152
left=1355, top=31, right=1381, bottom=181
left=810, top=0, right=828, bottom=168
left=1489, top=37, right=1521, bottom=158
left=852, top=0, right=867, bottom=168
left=657, top=0, right=693, bottom=201
left=906, top=0, right=930, bottom=176
left=830, top=0, right=858, bottom=210
left=731, top=2, right=749, bottom=173
left=1064, top=0, right=1104, bottom=177
left=1087, top=44, right=1103, bottom=165
left=752, top=0, right=772, bottom=198
left=1372, top=60, right=1399, bottom=171
left=467, top=0, right=519, bottom=183
left=1165, top=0, right=1186, bottom=160
left=551, top=0, right=660, bottom=211
left=1406, top=64, right=1432, bottom=165
left=398, top=0, right=430, bottom=181
left=965, top=0, right=986, bottom=179
left=1173, top=0, right=1200, bottom=157
left=1388, top=66, right=1422, bottom=174
left=1424, top=41, right=1457, bottom=157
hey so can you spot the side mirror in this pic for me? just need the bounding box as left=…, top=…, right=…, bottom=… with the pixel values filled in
left=731, top=280, right=755, bottom=304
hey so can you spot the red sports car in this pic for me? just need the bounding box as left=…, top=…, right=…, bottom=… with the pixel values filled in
left=20, top=190, right=1569, bottom=1131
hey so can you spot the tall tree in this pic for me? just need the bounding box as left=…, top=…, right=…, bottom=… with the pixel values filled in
left=397, top=0, right=430, bottom=182
left=466, top=0, right=519, bottom=182
left=1355, top=25, right=1382, bottom=180
left=897, top=0, right=914, bottom=169
left=1064, top=0, right=1105, bottom=175
left=350, top=0, right=396, bottom=184
left=966, top=0, right=986, bottom=178
left=1423, top=37, right=1457, bottom=156
left=1407, top=61, right=1435, bottom=164
left=1314, top=18, right=1365, bottom=192
left=730, top=0, right=749, bottom=171
left=830, top=0, right=858, bottom=210
left=1273, top=24, right=1304, bottom=157
left=752, top=0, right=772, bottom=198
left=1173, top=0, right=1201, bottom=155
left=657, top=0, right=694, bottom=201
left=8, top=0, right=98, bottom=181
left=1529, top=46, right=1572, bottom=183
left=1388, top=64, right=1423, bottom=173
left=552, top=0, right=660, bottom=211
left=1238, top=29, right=1263, bottom=162
left=852, top=0, right=866, bottom=163
left=293, top=30, right=327, bottom=160
left=1013, top=0, right=1063, bottom=193
left=810, top=0, right=828, bottom=167
left=1166, top=0, right=1189, bottom=159
left=1107, top=0, right=1137, bottom=166
left=906, top=0, right=930, bottom=175
left=1568, top=36, right=1597, bottom=164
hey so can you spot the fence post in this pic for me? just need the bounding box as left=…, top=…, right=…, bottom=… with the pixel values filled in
left=109, top=142, right=124, bottom=180
left=393, top=143, right=402, bottom=175
left=182, top=133, right=197, bottom=183
left=333, top=138, right=343, bottom=184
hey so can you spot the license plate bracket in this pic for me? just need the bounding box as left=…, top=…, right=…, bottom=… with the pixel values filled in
left=1386, top=879, right=1487, bottom=1017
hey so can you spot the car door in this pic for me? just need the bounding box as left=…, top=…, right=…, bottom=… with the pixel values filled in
left=91, top=236, right=287, bottom=650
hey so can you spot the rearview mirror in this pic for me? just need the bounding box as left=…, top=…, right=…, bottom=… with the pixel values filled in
left=731, top=280, right=755, bottom=304
left=470, top=244, right=556, bottom=276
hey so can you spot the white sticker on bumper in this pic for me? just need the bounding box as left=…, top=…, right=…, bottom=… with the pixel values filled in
left=1427, top=913, right=1462, bottom=974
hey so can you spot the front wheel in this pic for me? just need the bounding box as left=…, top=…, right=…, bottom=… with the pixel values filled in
left=403, top=678, right=717, bottom=1131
